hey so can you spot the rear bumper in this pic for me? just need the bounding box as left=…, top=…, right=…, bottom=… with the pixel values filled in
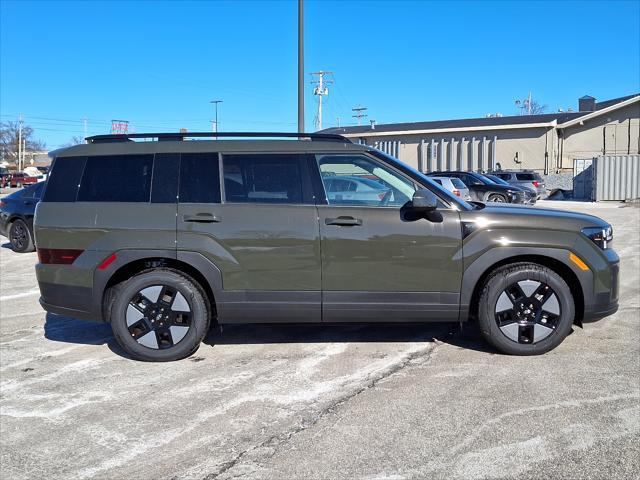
left=37, top=279, right=102, bottom=322
left=39, top=297, right=98, bottom=321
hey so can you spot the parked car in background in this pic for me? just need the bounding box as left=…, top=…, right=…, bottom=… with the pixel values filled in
left=321, top=175, right=392, bottom=205
left=488, top=170, right=546, bottom=199
left=484, top=173, right=536, bottom=204
left=0, top=182, right=44, bottom=252
left=2, top=172, right=40, bottom=188
left=428, top=171, right=529, bottom=204
left=429, top=176, right=471, bottom=201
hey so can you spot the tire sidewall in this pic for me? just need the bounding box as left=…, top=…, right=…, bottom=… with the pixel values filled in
left=110, top=271, right=209, bottom=362
left=479, top=265, right=575, bottom=355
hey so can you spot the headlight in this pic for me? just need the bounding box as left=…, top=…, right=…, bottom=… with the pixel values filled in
left=581, top=225, right=613, bottom=250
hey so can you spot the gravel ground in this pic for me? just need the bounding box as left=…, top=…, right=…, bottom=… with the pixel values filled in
left=0, top=200, right=638, bottom=480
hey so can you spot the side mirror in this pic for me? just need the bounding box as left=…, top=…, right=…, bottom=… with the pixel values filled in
left=411, top=189, right=438, bottom=212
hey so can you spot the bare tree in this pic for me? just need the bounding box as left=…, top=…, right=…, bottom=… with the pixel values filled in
left=529, top=101, right=547, bottom=114
left=62, top=136, right=85, bottom=147
left=0, top=121, right=47, bottom=162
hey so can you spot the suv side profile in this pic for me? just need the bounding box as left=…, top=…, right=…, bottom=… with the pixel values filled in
left=489, top=170, right=546, bottom=199
left=35, top=133, right=619, bottom=361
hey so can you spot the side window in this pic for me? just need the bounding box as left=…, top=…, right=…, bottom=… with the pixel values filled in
left=42, top=156, right=87, bottom=202
left=78, top=155, right=153, bottom=202
left=317, top=154, right=415, bottom=207
left=432, top=178, right=443, bottom=185
left=152, top=153, right=179, bottom=203
left=222, top=154, right=304, bottom=204
left=515, top=173, right=536, bottom=181
left=496, top=173, right=509, bottom=180
left=179, top=153, right=220, bottom=203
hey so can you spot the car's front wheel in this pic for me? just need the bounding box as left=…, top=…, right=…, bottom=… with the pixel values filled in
left=478, top=262, right=575, bottom=355
left=487, top=193, right=507, bottom=203
left=108, top=269, right=211, bottom=361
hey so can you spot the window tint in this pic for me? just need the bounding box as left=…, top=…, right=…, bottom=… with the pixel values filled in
left=223, top=154, right=304, bottom=204
left=317, top=154, right=415, bottom=207
left=179, top=153, right=220, bottom=203
left=42, top=156, right=86, bottom=202
left=516, top=173, right=536, bottom=181
left=152, top=153, right=179, bottom=203
left=77, top=155, right=153, bottom=202
left=495, top=173, right=510, bottom=180
left=21, top=182, right=44, bottom=199
left=451, top=178, right=466, bottom=189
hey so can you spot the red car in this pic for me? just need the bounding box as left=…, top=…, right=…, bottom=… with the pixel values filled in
left=1, top=172, right=39, bottom=188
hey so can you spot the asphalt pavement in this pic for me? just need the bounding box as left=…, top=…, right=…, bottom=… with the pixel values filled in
left=0, top=200, right=638, bottom=479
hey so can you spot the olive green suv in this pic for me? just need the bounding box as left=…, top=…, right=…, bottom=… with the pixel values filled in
left=34, top=132, right=619, bottom=361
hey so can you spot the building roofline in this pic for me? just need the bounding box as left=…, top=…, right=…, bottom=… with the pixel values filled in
left=557, top=95, right=640, bottom=128
left=338, top=120, right=558, bottom=138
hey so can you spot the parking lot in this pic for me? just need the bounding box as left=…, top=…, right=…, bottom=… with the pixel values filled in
left=0, top=200, right=638, bottom=480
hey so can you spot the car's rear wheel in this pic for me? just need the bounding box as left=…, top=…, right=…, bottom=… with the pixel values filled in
left=108, top=269, right=211, bottom=362
left=9, top=219, right=34, bottom=253
left=478, top=262, right=574, bottom=355
left=487, top=193, right=506, bottom=203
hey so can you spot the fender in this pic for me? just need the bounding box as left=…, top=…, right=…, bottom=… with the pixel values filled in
left=459, top=246, right=591, bottom=321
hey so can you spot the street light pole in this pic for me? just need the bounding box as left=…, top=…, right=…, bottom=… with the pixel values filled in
left=210, top=100, right=223, bottom=136
left=298, top=0, right=304, bottom=133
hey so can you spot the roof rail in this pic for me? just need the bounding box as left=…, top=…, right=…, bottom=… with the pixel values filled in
left=85, top=132, right=352, bottom=144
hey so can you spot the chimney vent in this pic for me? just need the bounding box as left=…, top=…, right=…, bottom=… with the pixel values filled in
left=579, top=95, right=596, bottom=112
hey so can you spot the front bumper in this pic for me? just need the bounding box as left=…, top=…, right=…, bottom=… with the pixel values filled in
left=582, top=260, right=619, bottom=322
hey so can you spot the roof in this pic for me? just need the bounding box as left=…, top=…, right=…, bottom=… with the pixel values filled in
left=51, top=139, right=370, bottom=158
left=321, top=93, right=639, bottom=137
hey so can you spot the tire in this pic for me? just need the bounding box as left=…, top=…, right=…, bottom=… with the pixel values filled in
left=108, top=269, right=211, bottom=362
left=9, top=219, right=35, bottom=253
left=478, top=262, right=575, bottom=355
left=487, top=193, right=506, bottom=203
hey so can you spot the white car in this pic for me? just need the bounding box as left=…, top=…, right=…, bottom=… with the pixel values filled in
left=430, top=176, right=472, bottom=201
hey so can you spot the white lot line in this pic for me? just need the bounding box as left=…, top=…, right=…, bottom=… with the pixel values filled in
left=0, top=289, right=40, bottom=301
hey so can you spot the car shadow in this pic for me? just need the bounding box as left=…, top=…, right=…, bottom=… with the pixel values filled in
left=43, top=313, right=131, bottom=359
left=203, top=321, right=497, bottom=354
left=2, top=242, right=13, bottom=249
left=44, top=313, right=498, bottom=358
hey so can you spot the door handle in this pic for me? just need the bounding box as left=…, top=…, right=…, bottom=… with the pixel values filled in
left=183, top=213, right=221, bottom=223
left=325, top=216, right=363, bottom=226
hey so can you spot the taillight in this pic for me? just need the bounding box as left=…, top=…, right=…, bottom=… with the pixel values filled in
left=532, top=181, right=539, bottom=187
left=37, top=248, right=83, bottom=265
left=0, top=201, right=5, bottom=208
left=453, top=189, right=461, bottom=197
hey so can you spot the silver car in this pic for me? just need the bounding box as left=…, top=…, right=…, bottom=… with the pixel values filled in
left=322, top=175, right=392, bottom=205
left=429, top=176, right=472, bottom=201
left=488, top=170, right=546, bottom=199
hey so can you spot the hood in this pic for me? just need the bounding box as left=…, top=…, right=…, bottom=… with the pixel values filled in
left=463, top=203, right=609, bottom=232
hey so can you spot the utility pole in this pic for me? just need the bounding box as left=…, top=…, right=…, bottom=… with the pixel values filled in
left=352, top=106, right=368, bottom=126
left=210, top=100, right=223, bottom=135
left=337, top=117, right=341, bottom=128
left=298, top=0, right=304, bottom=133
left=17, top=113, right=23, bottom=171
left=310, top=71, right=332, bottom=131
left=82, top=117, right=88, bottom=141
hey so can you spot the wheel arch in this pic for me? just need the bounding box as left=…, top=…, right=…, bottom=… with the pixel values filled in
left=95, top=250, right=223, bottom=322
left=463, top=249, right=586, bottom=326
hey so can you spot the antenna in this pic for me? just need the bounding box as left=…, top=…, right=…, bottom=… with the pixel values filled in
left=352, top=105, right=368, bottom=125
left=310, top=71, right=333, bottom=130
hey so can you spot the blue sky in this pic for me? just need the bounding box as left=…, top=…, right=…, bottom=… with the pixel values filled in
left=1, top=0, right=639, bottom=149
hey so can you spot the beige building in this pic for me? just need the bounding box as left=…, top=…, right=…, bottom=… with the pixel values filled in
left=322, top=94, right=639, bottom=181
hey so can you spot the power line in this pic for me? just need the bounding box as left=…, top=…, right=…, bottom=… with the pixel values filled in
left=352, top=105, right=368, bottom=125
left=310, top=71, right=332, bottom=131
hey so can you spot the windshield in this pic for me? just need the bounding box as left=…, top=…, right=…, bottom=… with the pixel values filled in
left=485, top=174, right=509, bottom=186
left=451, top=178, right=467, bottom=189
left=473, top=173, right=496, bottom=185
left=370, top=150, right=473, bottom=210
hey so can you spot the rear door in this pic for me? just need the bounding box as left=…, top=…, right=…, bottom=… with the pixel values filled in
left=177, top=152, right=321, bottom=323
left=314, top=153, right=463, bottom=322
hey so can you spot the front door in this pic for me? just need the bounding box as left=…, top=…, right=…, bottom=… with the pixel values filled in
left=177, top=152, right=321, bottom=323
left=314, top=153, right=463, bottom=322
